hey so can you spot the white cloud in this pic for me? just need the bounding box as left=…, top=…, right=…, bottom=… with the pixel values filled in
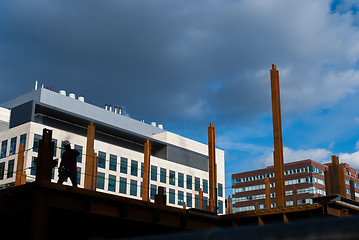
left=339, top=151, right=359, bottom=169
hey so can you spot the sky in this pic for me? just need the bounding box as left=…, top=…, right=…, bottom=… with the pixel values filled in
left=1, top=0, right=359, bottom=195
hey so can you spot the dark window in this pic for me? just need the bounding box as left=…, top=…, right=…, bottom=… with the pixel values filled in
left=19, top=134, right=27, bottom=149
left=98, top=151, right=106, bottom=169
left=151, top=165, right=157, bottom=181
left=77, top=167, right=81, bottom=184
left=150, top=184, right=157, bottom=200
left=52, top=139, right=57, bottom=157
left=74, top=145, right=83, bottom=163
left=131, top=160, right=138, bottom=176
left=218, top=200, right=223, bottom=214
left=187, top=193, right=192, bottom=208
left=108, top=175, right=116, bottom=192
left=178, top=173, right=184, bottom=188
left=203, top=179, right=208, bottom=194
left=119, top=177, right=127, bottom=194
left=109, top=154, right=117, bottom=171
left=120, top=157, right=128, bottom=174
left=1, top=140, right=8, bottom=158
left=186, top=175, right=192, bottom=190
left=218, top=183, right=223, bottom=197
left=30, top=157, right=36, bottom=176
left=97, top=172, right=105, bottom=190
left=0, top=162, right=5, bottom=180
left=169, top=170, right=175, bottom=186
left=141, top=162, right=144, bottom=178
left=203, top=197, right=208, bottom=210
left=160, top=168, right=166, bottom=183
left=169, top=189, right=175, bottom=204
left=178, top=191, right=184, bottom=206
left=195, top=177, right=200, bottom=191
left=130, top=180, right=137, bottom=196
left=9, top=137, right=16, bottom=156
left=33, top=134, right=41, bottom=153
left=195, top=195, right=199, bottom=209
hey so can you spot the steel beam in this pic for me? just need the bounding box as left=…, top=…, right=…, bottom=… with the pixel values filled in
left=15, top=143, right=26, bottom=186
left=208, top=123, right=217, bottom=212
left=265, top=177, right=271, bottom=209
left=142, top=139, right=151, bottom=202
left=325, top=155, right=346, bottom=196
left=84, top=122, right=96, bottom=190
left=36, top=129, right=54, bottom=183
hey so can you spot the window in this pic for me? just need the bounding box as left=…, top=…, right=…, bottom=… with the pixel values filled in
left=97, top=172, right=105, bottom=190
left=187, top=193, right=192, bottom=208
left=218, top=200, right=223, bottom=214
left=77, top=167, right=81, bottom=185
left=19, top=134, right=26, bottom=149
left=98, top=151, right=106, bottom=169
left=131, top=160, right=138, bottom=176
left=52, top=139, right=57, bottom=157
left=9, top=137, right=16, bottom=156
left=109, top=154, right=117, bottom=171
left=178, top=173, right=184, bottom=188
left=141, top=162, right=144, bottom=178
left=203, top=179, right=208, bottom=194
left=119, top=177, right=127, bottom=194
left=1, top=140, right=8, bottom=158
left=169, top=170, right=175, bottom=186
left=33, top=134, right=41, bottom=153
left=120, top=157, right=128, bottom=174
left=130, top=180, right=137, bottom=196
left=30, top=157, right=37, bottom=176
left=151, top=165, right=157, bottom=181
left=195, top=195, right=199, bottom=209
left=178, top=191, right=184, bottom=206
left=203, top=197, right=208, bottom=210
left=108, top=175, right=116, bottom=192
left=218, top=183, right=223, bottom=197
left=195, top=177, right=200, bottom=191
left=150, top=184, right=157, bottom=200
left=140, top=182, right=143, bottom=198
left=74, top=145, right=83, bottom=163
left=187, top=175, right=192, bottom=190
left=169, top=189, right=175, bottom=204
left=60, top=141, right=66, bottom=156
left=0, top=162, right=5, bottom=180
left=160, top=168, right=166, bottom=183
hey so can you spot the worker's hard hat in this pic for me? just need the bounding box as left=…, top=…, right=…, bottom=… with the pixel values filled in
left=63, top=140, right=70, bottom=146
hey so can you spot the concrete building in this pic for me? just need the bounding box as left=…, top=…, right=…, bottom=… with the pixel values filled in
left=0, top=87, right=225, bottom=213
left=232, top=159, right=359, bottom=213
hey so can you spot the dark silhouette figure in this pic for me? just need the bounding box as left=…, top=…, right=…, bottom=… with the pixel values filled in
left=57, top=140, right=79, bottom=187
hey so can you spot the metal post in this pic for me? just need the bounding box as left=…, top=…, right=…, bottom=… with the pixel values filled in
left=36, top=129, right=54, bottom=183
left=15, top=143, right=26, bottom=186
left=199, top=188, right=203, bottom=210
left=270, top=64, right=286, bottom=208
left=208, top=123, right=217, bottom=212
left=265, top=177, right=271, bottom=209
left=84, top=122, right=96, bottom=190
left=142, top=139, right=151, bottom=202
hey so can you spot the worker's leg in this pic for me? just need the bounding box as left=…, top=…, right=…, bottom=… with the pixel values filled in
left=69, top=170, right=78, bottom=187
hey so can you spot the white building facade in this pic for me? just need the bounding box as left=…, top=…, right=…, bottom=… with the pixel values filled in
left=0, top=88, right=225, bottom=213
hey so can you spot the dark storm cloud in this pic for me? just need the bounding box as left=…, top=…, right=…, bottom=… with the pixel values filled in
left=1, top=0, right=359, bottom=128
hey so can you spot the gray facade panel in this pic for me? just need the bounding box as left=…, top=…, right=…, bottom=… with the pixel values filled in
left=167, top=145, right=208, bottom=172
left=9, top=101, right=33, bottom=128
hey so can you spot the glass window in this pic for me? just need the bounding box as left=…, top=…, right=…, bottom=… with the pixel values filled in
left=33, top=134, right=41, bottom=153
left=120, top=157, right=128, bottom=174
left=52, top=139, right=57, bottom=157
left=169, top=170, right=175, bottom=186
left=30, top=157, right=37, bottom=176
left=218, top=183, right=223, bottom=197
left=19, top=134, right=27, bottom=149
left=140, top=182, right=143, bottom=198
left=77, top=167, right=81, bottom=185
left=151, top=165, right=157, bottom=181
left=178, top=191, right=184, bottom=206
left=150, top=184, right=157, bottom=200
left=131, top=160, right=138, bottom=176
left=1, top=140, right=8, bottom=158
left=98, top=151, right=106, bottom=169
left=130, top=180, right=137, bottom=196
left=187, top=193, right=192, bottom=208
left=119, top=177, right=127, bottom=194
left=195, top=195, right=199, bottom=209
left=203, top=179, right=208, bottom=194
left=74, top=145, right=83, bottom=163
left=195, top=177, right=200, bottom=191
left=218, top=200, right=223, bottom=214
left=187, top=175, right=192, bottom=190
left=97, top=172, right=105, bottom=190
left=160, top=168, right=166, bottom=183
left=9, top=137, right=16, bottom=156
left=0, top=162, right=4, bottom=180
left=60, top=141, right=66, bottom=157
left=108, top=175, right=116, bottom=192
left=141, top=162, right=144, bottom=178
left=169, top=189, right=175, bottom=204
left=178, top=173, right=184, bottom=188
left=203, top=197, right=208, bottom=210
left=109, top=154, right=117, bottom=171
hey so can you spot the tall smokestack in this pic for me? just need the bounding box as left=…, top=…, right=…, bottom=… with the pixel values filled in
left=270, top=64, right=286, bottom=208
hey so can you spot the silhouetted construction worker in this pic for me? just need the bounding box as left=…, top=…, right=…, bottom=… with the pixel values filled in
left=58, top=140, right=79, bottom=187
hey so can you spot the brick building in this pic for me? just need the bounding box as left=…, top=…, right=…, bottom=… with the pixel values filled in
left=231, top=159, right=359, bottom=213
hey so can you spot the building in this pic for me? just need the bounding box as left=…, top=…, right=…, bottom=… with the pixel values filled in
left=0, top=87, right=225, bottom=213
left=231, top=159, right=359, bottom=213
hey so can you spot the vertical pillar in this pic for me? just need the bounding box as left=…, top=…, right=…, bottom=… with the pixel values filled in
left=324, top=155, right=346, bottom=196
left=292, top=185, right=297, bottom=207
left=84, top=122, right=96, bottom=190
left=208, top=123, right=217, bottom=212
left=350, top=179, right=355, bottom=200
left=15, top=143, right=26, bottom=186
left=227, top=195, right=233, bottom=214
left=36, top=129, right=54, bottom=183
left=199, top=188, right=203, bottom=210
left=265, top=177, right=271, bottom=209
left=183, top=202, right=187, bottom=210
left=154, top=186, right=166, bottom=206
left=270, top=64, right=286, bottom=208
left=142, top=139, right=151, bottom=202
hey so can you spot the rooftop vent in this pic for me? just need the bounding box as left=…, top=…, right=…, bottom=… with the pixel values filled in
left=69, top=93, right=76, bottom=99
left=78, top=96, right=85, bottom=102
left=59, top=90, right=66, bottom=96
left=151, top=122, right=156, bottom=127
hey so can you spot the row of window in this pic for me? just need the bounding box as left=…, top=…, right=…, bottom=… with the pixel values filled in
left=232, top=199, right=314, bottom=213
left=0, top=134, right=27, bottom=159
